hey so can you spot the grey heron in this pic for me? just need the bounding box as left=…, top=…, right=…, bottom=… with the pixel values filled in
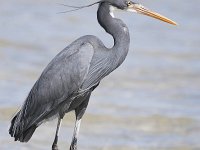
left=9, top=0, right=177, bottom=149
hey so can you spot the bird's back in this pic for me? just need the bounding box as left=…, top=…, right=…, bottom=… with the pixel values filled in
left=9, top=35, right=101, bottom=142
left=9, top=34, right=121, bottom=142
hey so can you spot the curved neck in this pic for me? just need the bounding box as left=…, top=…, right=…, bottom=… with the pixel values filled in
left=97, top=2, right=130, bottom=65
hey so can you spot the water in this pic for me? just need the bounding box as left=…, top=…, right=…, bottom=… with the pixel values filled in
left=0, top=0, right=200, bottom=149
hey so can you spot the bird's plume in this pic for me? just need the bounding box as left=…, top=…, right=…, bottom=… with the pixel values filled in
left=57, top=1, right=101, bottom=13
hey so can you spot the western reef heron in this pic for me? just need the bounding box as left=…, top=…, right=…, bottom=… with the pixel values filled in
left=9, top=0, right=177, bottom=149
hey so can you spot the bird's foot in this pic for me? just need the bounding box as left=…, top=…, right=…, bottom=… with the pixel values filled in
left=69, top=145, right=77, bottom=150
left=69, top=138, right=77, bottom=150
left=52, top=144, right=59, bottom=150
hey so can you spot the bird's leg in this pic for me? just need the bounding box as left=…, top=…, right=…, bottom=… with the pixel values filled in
left=70, top=93, right=90, bottom=150
left=70, top=118, right=82, bottom=150
left=52, top=117, right=62, bottom=150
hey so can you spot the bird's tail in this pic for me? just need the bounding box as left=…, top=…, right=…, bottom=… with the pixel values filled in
left=9, top=112, right=37, bottom=142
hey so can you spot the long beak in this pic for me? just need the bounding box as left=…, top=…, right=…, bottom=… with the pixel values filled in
left=128, top=3, right=177, bottom=25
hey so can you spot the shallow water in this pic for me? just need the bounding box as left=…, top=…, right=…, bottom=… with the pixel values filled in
left=0, top=0, right=200, bottom=149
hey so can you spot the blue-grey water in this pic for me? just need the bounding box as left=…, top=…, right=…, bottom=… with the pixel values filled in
left=0, top=0, right=200, bottom=149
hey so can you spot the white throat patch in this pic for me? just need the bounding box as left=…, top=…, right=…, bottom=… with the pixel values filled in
left=109, top=5, right=116, bottom=18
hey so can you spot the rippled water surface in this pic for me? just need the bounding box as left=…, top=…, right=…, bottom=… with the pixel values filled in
left=0, top=0, right=200, bottom=149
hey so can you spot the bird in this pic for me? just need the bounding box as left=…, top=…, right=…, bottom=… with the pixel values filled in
left=9, top=0, right=177, bottom=150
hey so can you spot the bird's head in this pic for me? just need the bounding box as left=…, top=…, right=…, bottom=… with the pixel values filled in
left=103, top=0, right=177, bottom=25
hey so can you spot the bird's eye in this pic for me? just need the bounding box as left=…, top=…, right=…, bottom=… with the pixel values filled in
left=127, top=1, right=132, bottom=6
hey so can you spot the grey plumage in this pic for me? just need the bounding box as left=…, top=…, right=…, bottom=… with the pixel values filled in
left=9, top=1, right=130, bottom=144
left=9, top=36, right=105, bottom=141
left=9, top=0, right=176, bottom=149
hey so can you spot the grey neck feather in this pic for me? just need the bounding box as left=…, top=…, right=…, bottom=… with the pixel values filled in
left=97, top=2, right=130, bottom=66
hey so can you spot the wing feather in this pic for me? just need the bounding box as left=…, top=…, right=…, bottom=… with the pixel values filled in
left=15, top=41, right=94, bottom=132
left=81, top=51, right=114, bottom=90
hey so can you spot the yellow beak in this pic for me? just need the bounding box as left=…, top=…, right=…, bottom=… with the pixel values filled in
left=129, top=3, right=177, bottom=25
